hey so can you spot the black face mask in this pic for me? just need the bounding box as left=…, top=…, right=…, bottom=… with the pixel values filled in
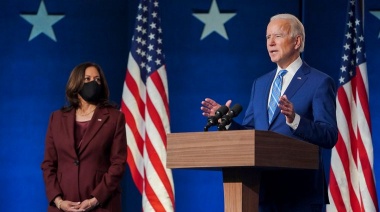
left=79, top=81, right=102, bottom=103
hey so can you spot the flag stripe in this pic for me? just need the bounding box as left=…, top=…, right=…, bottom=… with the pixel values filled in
left=329, top=169, right=347, bottom=211
left=328, top=0, right=378, bottom=211
left=355, top=66, right=371, bottom=128
left=121, top=0, right=175, bottom=211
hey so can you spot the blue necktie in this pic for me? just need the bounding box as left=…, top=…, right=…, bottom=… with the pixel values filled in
left=268, top=70, right=287, bottom=124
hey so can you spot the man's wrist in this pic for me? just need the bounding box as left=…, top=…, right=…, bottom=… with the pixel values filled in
left=287, top=113, right=300, bottom=130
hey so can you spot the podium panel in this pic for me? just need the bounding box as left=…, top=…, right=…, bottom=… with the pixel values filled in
left=167, top=130, right=319, bottom=212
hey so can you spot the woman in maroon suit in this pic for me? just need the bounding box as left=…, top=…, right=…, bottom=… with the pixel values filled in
left=41, top=62, right=127, bottom=212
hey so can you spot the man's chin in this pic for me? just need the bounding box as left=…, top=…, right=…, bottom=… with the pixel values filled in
left=269, top=57, right=278, bottom=63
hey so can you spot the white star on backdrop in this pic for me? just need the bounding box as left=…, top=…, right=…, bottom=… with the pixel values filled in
left=193, top=0, right=236, bottom=40
left=20, top=0, right=65, bottom=42
left=370, top=11, right=380, bottom=38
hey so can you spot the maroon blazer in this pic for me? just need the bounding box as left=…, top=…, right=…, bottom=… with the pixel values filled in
left=41, top=107, right=127, bottom=212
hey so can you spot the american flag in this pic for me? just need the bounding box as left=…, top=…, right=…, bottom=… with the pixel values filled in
left=121, top=0, right=175, bottom=211
left=327, top=0, right=378, bottom=211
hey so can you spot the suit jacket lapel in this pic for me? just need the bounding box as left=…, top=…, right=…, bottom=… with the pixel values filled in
left=61, top=109, right=78, bottom=158
left=270, top=62, right=309, bottom=125
left=265, top=70, right=277, bottom=127
left=283, top=63, right=309, bottom=100
left=78, top=107, right=109, bottom=155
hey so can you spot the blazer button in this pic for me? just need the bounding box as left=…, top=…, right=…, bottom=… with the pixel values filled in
left=74, top=160, right=80, bottom=166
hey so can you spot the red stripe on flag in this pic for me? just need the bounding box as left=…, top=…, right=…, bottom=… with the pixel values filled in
left=125, top=70, right=145, bottom=117
left=329, top=169, right=346, bottom=211
left=146, top=94, right=174, bottom=204
left=145, top=179, right=166, bottom=211
left=126, top=147, right=143, bottom=193
left=328, top=1, right=378, bottom=211
left=121, top=0, right=175, bottom=210
left=121, top=94, right=144, bottom=193
left=357, top=129, right=378, bottom=208
left=355, top=67, right=371, bottom=130
left=121, top=100, right=144, bottom=156
left=150, top=69, right=170, bottom=123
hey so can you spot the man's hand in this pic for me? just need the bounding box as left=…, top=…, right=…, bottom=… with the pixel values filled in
left=278, top=95, right=295, bottom=123
left=201, top=98, right=231, bottom=117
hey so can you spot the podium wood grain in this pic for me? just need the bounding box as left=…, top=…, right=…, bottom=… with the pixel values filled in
left=166, top=130, right=319, bottom=212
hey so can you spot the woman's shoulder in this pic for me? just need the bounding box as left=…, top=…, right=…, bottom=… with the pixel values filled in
left=49, top=108, right=71, bottom=117
left=99, top=106, right=123, bottom=116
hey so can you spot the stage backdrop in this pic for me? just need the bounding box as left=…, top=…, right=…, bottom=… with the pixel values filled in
left=0, top=0, right=379, bottom=211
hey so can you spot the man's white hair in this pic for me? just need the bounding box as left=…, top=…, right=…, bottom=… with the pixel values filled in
left=270, top=14, right=305, bottom=53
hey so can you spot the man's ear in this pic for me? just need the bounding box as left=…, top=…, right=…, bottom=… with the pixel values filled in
left=294, top=35, right=302, bottom=50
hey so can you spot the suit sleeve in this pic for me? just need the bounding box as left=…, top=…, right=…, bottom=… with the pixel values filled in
left=91, top=111, right=127, bottom=204
left=293, top=76, right=338, bottom=149
left=41, top=112, right=63, bottom=205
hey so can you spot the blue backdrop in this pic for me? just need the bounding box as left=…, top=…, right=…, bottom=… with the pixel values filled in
left=0, top=0, right=379, bottom=211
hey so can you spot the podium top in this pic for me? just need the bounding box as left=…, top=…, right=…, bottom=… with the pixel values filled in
left=166, top=130, right=318, bottom=170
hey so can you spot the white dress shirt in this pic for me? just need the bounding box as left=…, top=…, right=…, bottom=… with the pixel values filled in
left=268, top=57, right=302, bottom=129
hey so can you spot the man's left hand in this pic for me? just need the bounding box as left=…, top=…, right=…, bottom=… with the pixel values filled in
left=278, top=95, right=295, bottom=123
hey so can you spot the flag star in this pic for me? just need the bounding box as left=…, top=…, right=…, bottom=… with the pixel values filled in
left=148, top=33, right=155, bottom=40
left=355, top=19, right=360, bottom=25
left=358, top=35, right=364, bottom=42
left=339, top=76, right=345, bottom=84
left=155, top=59, right=161, bottom=65
left=342, top=54, right=349, bottom=61
left=193, top=0, right=236, bottom=40
left=345, top=32, right=352, bottom=39
left=356, top=45, right=362, bottom=53
left=344, top=43, right=350, bottom=50
left=340, top=65, right=347, bottom=72
left=148, top=44, right=154, bottom=51
left=20, top=0, right=64, bottom=42
left=370, top=11, right=380, bottom=38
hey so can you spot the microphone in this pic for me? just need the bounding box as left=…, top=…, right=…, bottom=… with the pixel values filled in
left=218, top=104, right=243, bottom=131
left=204, top=105, right=229, bottom=131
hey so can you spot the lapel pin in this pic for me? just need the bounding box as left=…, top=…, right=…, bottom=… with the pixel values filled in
left=297, top=77, right=302, bottom=80
left=98, top=119, right=102, bottom=121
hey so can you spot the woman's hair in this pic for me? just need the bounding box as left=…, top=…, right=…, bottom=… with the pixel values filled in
left=62, top=62, right=116, bottom=112
left=271, top=13, right=305, bottom=52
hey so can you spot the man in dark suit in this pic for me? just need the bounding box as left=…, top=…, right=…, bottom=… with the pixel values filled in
left=201, top=14, right=338, bottom=211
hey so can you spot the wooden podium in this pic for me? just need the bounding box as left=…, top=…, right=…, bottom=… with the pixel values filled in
left=166, top=130, right=319, bottom=212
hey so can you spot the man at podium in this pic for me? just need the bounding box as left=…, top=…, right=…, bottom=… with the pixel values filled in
left=201, top=14, right=338, bottom=212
